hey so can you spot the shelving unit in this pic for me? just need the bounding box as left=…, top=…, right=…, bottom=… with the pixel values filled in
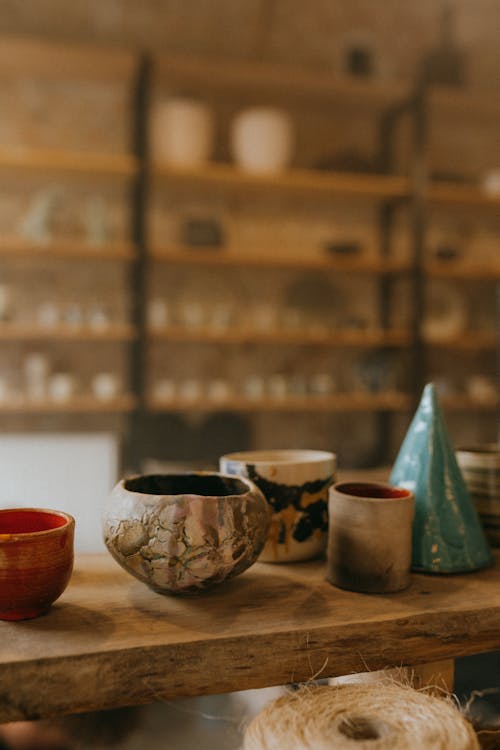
left=0, top=323, right=136, bottom=342
left=0, top=238, right=135, bottom=261
left=418, top=85, right=500, bottom=441
left=0, top=395, right=136, bottom=413
left=148, top=392, right=411, bottom=413
left=152, top=162, right=410, bottom=199
left=0, top=37, right=139, bottom=441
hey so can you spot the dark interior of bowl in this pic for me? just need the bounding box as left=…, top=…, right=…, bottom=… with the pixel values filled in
left=125, top=473, right=250, bottom=497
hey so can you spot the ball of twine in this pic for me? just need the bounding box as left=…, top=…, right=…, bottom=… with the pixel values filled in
left=243, top=683, right=479, bottom=750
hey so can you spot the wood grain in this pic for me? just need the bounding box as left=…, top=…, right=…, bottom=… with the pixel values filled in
left=2, top=553, right=500, bottom=721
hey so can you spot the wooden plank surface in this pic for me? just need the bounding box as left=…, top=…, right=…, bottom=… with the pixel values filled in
left=2, top=552, right=500, bottom=721
left=153, top=163, right=410, bottom=200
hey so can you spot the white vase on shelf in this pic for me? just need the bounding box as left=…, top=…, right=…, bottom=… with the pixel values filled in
left=230, top=107, right=294, bottom=174
left=151, top=97, right=215, bottom=168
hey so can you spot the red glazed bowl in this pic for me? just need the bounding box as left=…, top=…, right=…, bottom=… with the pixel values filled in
left=0, top=508, right=75, bottom=621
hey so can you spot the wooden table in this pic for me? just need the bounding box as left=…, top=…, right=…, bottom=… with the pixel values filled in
left=1, top=552, right=500, bottom=722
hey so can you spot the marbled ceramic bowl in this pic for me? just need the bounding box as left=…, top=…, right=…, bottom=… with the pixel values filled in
left=102, top=472, right=271, bottom=594
left=0, top=508, right=75, bottom=620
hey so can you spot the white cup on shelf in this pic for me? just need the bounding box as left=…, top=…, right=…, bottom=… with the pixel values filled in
left=230, top=107, right=294, bottom=174
left=151, top=97, right=215, bottom=168
left=48, top=373, right=75, bottom=403
left=91, top=373, right=120, bottom=402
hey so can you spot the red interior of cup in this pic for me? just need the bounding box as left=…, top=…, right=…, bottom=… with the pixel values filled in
left=336, top=482, right=410, bottom=499
left=0, top=509, right=68, bottom=534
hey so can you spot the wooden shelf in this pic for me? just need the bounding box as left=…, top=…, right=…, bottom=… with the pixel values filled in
left=425, top=259, right=500, bottom=281
left=441, top=394, right=499, bottom=411
left=152, top=162, right=410, bottom=200
left=148, top=326, right=411, bottom=348
left=429, top=86, right=500, bottom=118
left=154, top=53, right=407, bottom=109
left=0, top=238, right=135, bottom=261
left=0, top=147, right=138, bottom=179
left=428, top=182, right=500, bottom=209
left=0, top=395, right=136, bottom=414
left=150, top=246, right=411, bottom=274
left=147, top=392, right=411, bottom=413
left=424, top=332, right=498, bottom=350
left=0, top=36, right=137, bottom=80
left=0, top=324, right=135, bottom=342
left=3, top=551, right=500, bottom=721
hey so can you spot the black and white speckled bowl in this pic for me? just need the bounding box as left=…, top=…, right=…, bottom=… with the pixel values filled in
left=102, top=472, right=270, bottom=594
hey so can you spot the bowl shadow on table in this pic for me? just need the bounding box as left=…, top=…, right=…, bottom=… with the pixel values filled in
left=8, top=602, right=116, bottom=642
left=127, top=564, right=333, bottom=634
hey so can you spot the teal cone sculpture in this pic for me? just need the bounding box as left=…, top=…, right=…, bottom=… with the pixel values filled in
left=390, top=383, right=493, bottom=573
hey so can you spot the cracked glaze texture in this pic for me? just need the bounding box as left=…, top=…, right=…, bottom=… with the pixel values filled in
left=102, top=473, right=270, bottom=594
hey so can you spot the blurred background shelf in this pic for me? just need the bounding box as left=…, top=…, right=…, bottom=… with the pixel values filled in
left=424, top=333, right=498, bottom=350
left=425, top=260, right=500, bottom=280
left=148, top=326, right=411, bottom=347
left=147, top=392, right=412, bottom=413
left=0, top=394, right=137, bottom=413
left=0, top=324, right=136, bottom=342
left=152, top=163, right=410, bottom=199
left=149, top=246, right=411, bottom=274
left=0, top=147, right=138, bottom=178
left=0, top=238, right=136, bottom=261
left=154, top=53, right=408, bottom=109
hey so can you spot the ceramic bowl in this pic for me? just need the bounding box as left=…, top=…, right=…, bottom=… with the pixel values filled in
left=220, top=449, right=336, bottom=562
left=456, top=444, right=500, bottom=546
left=102, top=472, right=271, bottom=594
left=0, top=508, right=75, bottom=620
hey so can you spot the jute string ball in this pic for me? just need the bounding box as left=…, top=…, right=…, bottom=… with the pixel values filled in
left=243, top=683, right=479, bottom=750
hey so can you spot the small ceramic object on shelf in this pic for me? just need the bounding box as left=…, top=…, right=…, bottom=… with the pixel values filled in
left=178, top=378, right=203, bottom=401
left=253, top=303, right=279, bottom=332
left=102, top=472, right=270, bottom=594
left=85, top=196, right=110, bottom=246
left=152, top=379, right=176, bottom=401
left=456, top=444, right=500, bottom=547
left=390, top=383, right=493, bottom=573
left=230, top=107, right=294, bottom=174
left=178, top=300, right=205, bottom=328
left=151, top=97, right=215, bottom=168
left=220, top=449, right=336, bottom=563
left=481, top=170, right=500, bottom=196
left=24, top=352, right=50, bottom=401
left=207, top=379, right=232, bottom=402
left=91, top=373, right=120, bottom=401
left=48, top=373, right=75, bottom=403
left=356, top=350, right=398, bottom=393
left=242, top=375, right=266, bottom=400
left=180, top=217, right=224, bottom=248
left=327, top=481, right=415, bottom=593
left=0, top=508, right=74, bottom=620
left=465, top=374, right=497, bottom=403
left=63, top=304, right=84, bottom=329
left=0, top=376, right=9, bottom=403
left=87, top=305, right=112, bottom=331
left=309, top=373, right=336, bottom=396
left=20, top=186, right=61, bottom=244
left=324, top=240, right=362, bottom=257
left=147, top=298, right=170, bottom=330
left=209, top=303, right=234, bottom=331
left=422, top=279, right=467, bottom=341
left=37, top=301, right=60, bottom=329
left=267, top=374, right=288, bottom=399
left=0, top=284, right=13, bottom=322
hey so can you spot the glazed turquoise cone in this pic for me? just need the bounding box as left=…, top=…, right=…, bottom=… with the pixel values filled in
left=390, top=383, right=493, bottom=573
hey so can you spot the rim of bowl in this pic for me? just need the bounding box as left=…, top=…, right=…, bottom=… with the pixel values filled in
left=120, top=471, right=260, bottom=498
left=332, top=481, right=412, bottom=501
left=0, top=508, right=75, bottom=542
left=220, top=449, right=336, bottom=466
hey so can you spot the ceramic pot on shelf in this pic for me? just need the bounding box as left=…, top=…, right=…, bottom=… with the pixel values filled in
left=151, top=97, right=215, bottom=168
left=230, top=107, right=294, bottom=174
